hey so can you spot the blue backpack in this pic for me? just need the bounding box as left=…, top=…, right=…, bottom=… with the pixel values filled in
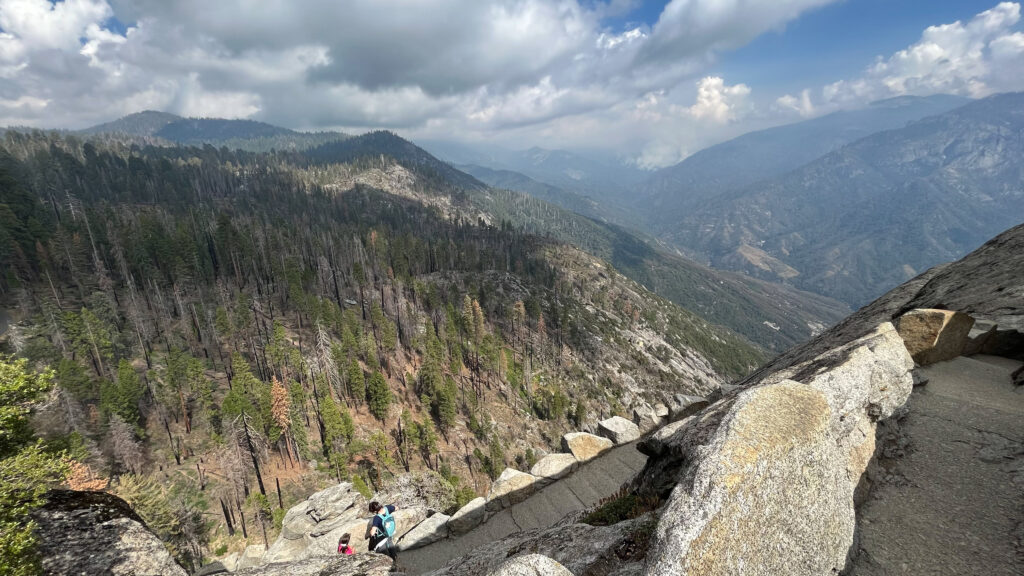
left=378, top=508, right=396, bottom=538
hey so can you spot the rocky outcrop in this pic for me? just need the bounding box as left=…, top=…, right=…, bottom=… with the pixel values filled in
left=530, top=454, right=578, bottom=486
left=448, top=497, right=487, bottom=535
left=486, top=468, right=538, bottom=512
left=640, top=322, right=913, bottom=575
left=561, top=432, right=613, bottom=462
left=486, top=554, right=573, bottom=576
left=598, top=416, right=641, bottom=444
left=896, top=308, right=974, bottom=365
left=32, top=490, right=188, bottom=576
left=263, top=477, right=432, bottom=566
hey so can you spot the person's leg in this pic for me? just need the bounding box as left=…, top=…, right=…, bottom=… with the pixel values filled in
left=385, top=538, right=398, bottom=560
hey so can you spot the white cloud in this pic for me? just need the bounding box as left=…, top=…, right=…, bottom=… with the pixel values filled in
left=782, top=2, right=1024, bottom=115
left=775, top=89, right=815, bottom=117
left=686, top=76, right=751, bottom=122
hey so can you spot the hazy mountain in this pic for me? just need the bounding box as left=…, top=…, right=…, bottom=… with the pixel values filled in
left=422, top=140, right=648, bottom=209
left=81, top=111, right=348, bottom=151
left=79, top=110, right=183, bottom=136
left=456, top=163, right=620, bottom=225
left=640, top=94, right=969, bottom=228
left=671, top=92, right=1024, bottom=306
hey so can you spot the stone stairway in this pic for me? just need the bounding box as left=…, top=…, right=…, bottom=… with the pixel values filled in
left=399, top=441, right=648, bottom=574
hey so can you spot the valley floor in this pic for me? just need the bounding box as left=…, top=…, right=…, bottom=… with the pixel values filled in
left=849, top=355, right=1024, bottom=575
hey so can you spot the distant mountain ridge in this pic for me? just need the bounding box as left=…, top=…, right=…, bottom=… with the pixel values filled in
left=81, top=110, right=348, bottom=152
left=670, top=92, right=1024, bottom=306
left=638, top=94, right=970, bottom=224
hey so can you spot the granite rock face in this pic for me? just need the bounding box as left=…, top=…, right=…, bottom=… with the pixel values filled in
left=561, top=432, right=613, bottom=462
left=486, top=468, right=537, bottom=512
left=486, top=554, right=573, bottom=576
left=32, top=490, right=188, bottom=576
left=896, top=309, right=975, bottom=365
left=447, top=496, right=487, bottom=535
left=646, top=382, right=848, bottom=576
left=597, top=416, right=641, bottom=444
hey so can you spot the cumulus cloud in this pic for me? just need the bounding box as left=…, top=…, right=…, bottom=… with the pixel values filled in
left=780, top=2, right=1024, bottom=116
left=0, top=0, right=841, bottom=139
left=686, top=76, right=751, bottom=122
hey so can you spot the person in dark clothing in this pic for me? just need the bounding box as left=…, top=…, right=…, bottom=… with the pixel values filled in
left=366, top=501, right=399, bottom=561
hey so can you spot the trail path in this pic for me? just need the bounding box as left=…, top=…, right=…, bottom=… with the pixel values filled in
left=849, top=355, right=1024, bottom=575
left=400, top=441, right=647, bottom=574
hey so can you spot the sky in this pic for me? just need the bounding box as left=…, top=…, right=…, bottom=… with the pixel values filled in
left=0, top=0, right=1023, bottom=168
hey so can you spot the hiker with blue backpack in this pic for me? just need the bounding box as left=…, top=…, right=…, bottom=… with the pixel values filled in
left=366, top=501, right=399, bottom=561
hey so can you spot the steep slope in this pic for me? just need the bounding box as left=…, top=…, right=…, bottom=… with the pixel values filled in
left=671, top=92, right=1024, bottom=306
left=302, top=132, right=849, bottom=352
left=455, top=163, right=613, bottom=224
left=640, top=94, right=968, bottom=223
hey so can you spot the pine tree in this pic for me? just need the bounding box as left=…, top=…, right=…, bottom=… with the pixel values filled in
left=367, top=371, right=391, bottom=421
left=341, top=358, right=360, bottom=401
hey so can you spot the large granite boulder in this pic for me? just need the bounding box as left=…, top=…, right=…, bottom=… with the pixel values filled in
left=232, top=554, right=392, bottom=575
left=642, top=322, right=914, bottom=576
left=645, top=382, right=849, bottom=575
left=32, top=490, right=188, bottom=576
left=486, top=468, right=537, bottom=512
left=561, top=432, right=613, bottom=462
left=666, top=394, right=708, bottom=420
left=632, top=402, right=665, bottom=432
left=447, top=496, right=487, bottom=535
left=530, top=454, right=578, bottom=486
left=896, top=308, right=975, bottom=365
left=372, top=470, right=456, bottom=513
left=397, top=512, right=450, bottom=550
left=597, top=416, right=641, bottom=444
left=487, top=554, right=573, bottom=576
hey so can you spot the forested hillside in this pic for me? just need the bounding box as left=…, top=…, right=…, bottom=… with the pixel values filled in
left=0, top=131, right=761, bottom=571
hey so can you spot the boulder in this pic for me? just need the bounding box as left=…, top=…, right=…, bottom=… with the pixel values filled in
left=654, top=403, right=669, bottom=419
left=448, top=497, right=487, bottom=535
left=530, top=454, right=578, bottom=486
left=561, top=432, right=613, bottom=462
left=195, top=561, right=229, bottom=575
left=666, top=394, right=709, bottom=420
left=645, top=382, right=851, bottom=576
left=632, top=402, right=664, bottom=432
left=896, top=308, right=975, bottom=365
left=486, top=468, right=537, bottom=512
left=222, top=552, right=239, bottom=572
left=598, top=416, right=641, bottom=444
left=397, top=513, right=450, bottom=551
left=643, top=322, right=915, bottom=576
left=31, top=490, right=188, bottom=576
left=235, top=545, right=266, bottom=571
left=232, top=554, right=392, bottom=576
left=487, top=554, right=573, bottom=576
